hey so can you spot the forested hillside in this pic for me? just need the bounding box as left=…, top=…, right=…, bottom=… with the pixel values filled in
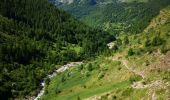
left=0, top=0, right=113, bottom=99
left=54, top=0, right=170, bottom=34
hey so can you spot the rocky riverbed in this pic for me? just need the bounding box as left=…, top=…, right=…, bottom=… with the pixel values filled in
left=34, top=62, right=83, bottom=100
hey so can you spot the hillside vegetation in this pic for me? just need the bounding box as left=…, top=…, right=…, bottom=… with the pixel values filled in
left=0, top=0, right=170, bottom=99
left=57, top=0, right=170, bottom=34
left=0, top=0, right=113, bottom=99
left=41, top=4, right=170, bottom=100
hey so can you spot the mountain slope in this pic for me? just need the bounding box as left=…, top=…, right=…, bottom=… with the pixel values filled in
left=41, top=4, right=170, bottom=100
left=0, top=0, right=113, bottom=99
left=51, top=0, right=170, bottom=34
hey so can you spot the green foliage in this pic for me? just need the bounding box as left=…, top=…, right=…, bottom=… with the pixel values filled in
left=61, top=75, right=66, bottom=83
left=122, top=88, right=133, bottom=97
left=129, top=75, right=142, bottom=84
left=161, top=45, right=169, bottom=54
left=55, top=87, right=61, bottom=94
left=45, top=78, right=50, bottom=86
left=151, top=35, right=164, bottom=46
left=128, top=48, right=134, bottom=56
left=112, top=95, right=117, bottom=100
left=98, top=72, right=105, bottom=80
left=85, top=71, right=90, bottom=77
left=123, top=36, right=129, bottom=45
left=112, top=44, right=118, bottom=51
left=78, top=65, right=84, bottom=71
left=0, top=0, right=113, bottom=99
left=144, top=36, right=151, bottom=47
left=86, top=63, right=93, bottom=71
left=59, top=0, right=170, bottom=34
left=116, top=39, right=122, bottom=46
left=77, top=96, right=81, bottom=100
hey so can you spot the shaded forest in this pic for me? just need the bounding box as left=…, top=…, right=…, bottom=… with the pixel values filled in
left=0, top=0, right=114, bottom=99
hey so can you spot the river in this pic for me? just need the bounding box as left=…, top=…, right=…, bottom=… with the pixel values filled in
left=34, top=62, right=83, bottom=100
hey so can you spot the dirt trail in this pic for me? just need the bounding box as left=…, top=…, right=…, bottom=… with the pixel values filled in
left=112, top=56, right=145, bottom=79
left=131, top=80, right=164, bottom=89
left=121, top=59, right=145, bottom=78
left=152, top=91, right=156, bottom=100
left=84, top=55, right=169, bottom=100
left=112, top=56, right=166, bottom=90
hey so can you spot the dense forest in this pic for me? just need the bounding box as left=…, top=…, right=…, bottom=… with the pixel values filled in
left=0, top=0, right=114, bottom=99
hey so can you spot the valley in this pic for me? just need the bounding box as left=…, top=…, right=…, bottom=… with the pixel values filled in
left=53, top=0, right=170, bottom=34
left=40, top=2, right=170, bottom=99
left=0, top=0, right=170, bottom=100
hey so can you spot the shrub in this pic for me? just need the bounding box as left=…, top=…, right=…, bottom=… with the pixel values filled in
left=66, top=72, right=71, bottom=77
left=118, top=67, right=122, bottom=70
left=161, top=45, right=169, bottom=54
left=128, top=48, right=134, bottom=56
left=112, top=44, right=118, bottom=51
left=129, top=75, right=142, bottom=83
left=82, top=85, right=87, bottom=88
left=85, top=71, right=90, bottom=77
left=112, top=95, right=117, bottom=100
left=98, top=72, right=105, bottom=80
left=78, top=65, right=84, bottom=71
left=122, top=88, right=133, bottom=97
left=116, top=39, right=122, bottom=46
left=134, top=48, right=142, bottom=55
left=45, top=78, right=50, bottom=85
left=61, top=75, right=66, bottom=82
left=101, top=95, right=108, bottom=100
left=151, top=34, right=164, bottom=46
left=86, top=63, right=93, bottom=71
left=124, top=36, right=129, bottom=45
left=115, top=61, right=121, bottom=65
left=44, top=88, right=48, bottom=94
left=55, top=87, right=61, bottom=94
left=144, top=60, right=150, bottom=66
left=77, top=96, right=81, bottom=100
left=144, top=37, right=151, bottom=47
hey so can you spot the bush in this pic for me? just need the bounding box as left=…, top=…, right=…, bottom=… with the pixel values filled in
left=45, top=78, right=50, bottom=85
left=98, top=72, right=105, bottom=80
left=144, top=60, right=150, bottom=66
left=128, top=48, right=134, bottom=56
left=112, top=44, right=118, bottom=51
left=124, top=36, right=129, bottom=45
left=77, top=96, right=81, bottom=100
left=114, top=61, right=121, bottom=65
left=134, top=48, right=142, bottom=55
left=118, top=67, right=122, bottom=70
left=161, top=45, right=169, bottom=54
left=122, top=88, right=133, bottom=97
left=55, top=87, right=61, bottom=94
left=112, top=95, right=117, bottom=100
left=78, top=65, right=84, bottom=71
left=151, top=34, right=164, bottom=46
left=101, top=95, right=108, bottom=100
left=61, top=75, right=66, bottom=83
left=116, top=39, right=122, bottom=46
left=44, top=88, right=48, bottom=94
left=85, top=71, right=90, bottom=77
left=129, top=75, right=142, bottom=83
left=86, top=63, right=93, bottom=71
left=144, top=37, right=151, bottom=47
